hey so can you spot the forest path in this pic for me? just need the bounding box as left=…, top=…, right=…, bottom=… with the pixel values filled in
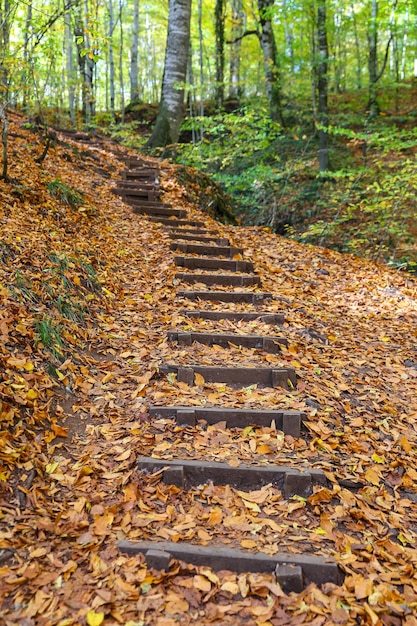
left=1, top=121, right=417, bottom=625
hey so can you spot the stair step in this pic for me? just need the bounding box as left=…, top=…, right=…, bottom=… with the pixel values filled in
left=121, top=168, right=159, bottom=182
left=137, top=456, right=326, bottom=498
left=177, top=291, right=272, bottom=304
left=180, top=310, right=285, bottom=324
left=165, top=227, right=220, bottom=236
left=149, top=405, right=304, bottom=436
left=174, top=256, right=254, bottom=272
left=175, top=273, right=261, bottom=287
left=133, top=206, right=187, bottom=218
left=113, top=188, right=159, bottom=201
left=168, top=331, right=287, bottom=351
left=148, top=218, right=206, bottom=227
left=168, top=233, right=230, bottom=245
left=160, top=364, right=296, bottom=389
left=170, top=242, right=243, bottom=257
left=118, top=540, right=341, bottom=591
left=115, top=180, right=159, bottom=190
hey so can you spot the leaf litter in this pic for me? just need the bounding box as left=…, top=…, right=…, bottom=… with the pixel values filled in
left=0, top=111, right=416, bottom=624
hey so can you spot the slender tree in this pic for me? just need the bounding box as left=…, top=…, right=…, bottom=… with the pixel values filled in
left=317, top=0, right=329, bottom=172
left=228, top=0, right=244, bottom=99
left=215, top=0, right=225, bottom=109
left=368, top=0, right=392, bottom=118
left=147, top=0, right=192, bottom=147
left=130, top=0, right=140, bottom=103
left=257, top=0, right=284, bottom=125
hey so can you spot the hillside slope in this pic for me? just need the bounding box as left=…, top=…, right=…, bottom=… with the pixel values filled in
left=0, top=113, right=417, bottom=625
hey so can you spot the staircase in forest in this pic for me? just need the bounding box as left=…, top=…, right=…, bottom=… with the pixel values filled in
left=112, top=158, right=343, bottom=592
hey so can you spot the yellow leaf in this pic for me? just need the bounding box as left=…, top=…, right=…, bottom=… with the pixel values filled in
left=257, top=443, right=273, bottom=455
left=194, top=372, right=205, bottom=386
left=241, top=539, right=257, bottom=549
left=23, top=361, right=34, bottom=372
left=380, top=336, right=390, bottom=342
left=400, top=435, right=412, bottom=453
left=327, top=334, right=337, bottom=341
left=197, top=528, right=213, bottom=541
left=365, top=466, right=380, bottom=486
left=46, top=462, right=59, bottom=474
left=27, top=389, right=38, bottom=400
left=86, top=610, right=105, bottom=626
left=193, top=575, right=212, bottom=592
left=371, top=453, right=384, bottom=464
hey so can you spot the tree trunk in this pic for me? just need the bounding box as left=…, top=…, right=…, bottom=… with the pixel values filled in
left=317, top=0, right=329, bottom=173
left=0, top=0, right=11, bottom=97
left=22, top=1, right=33, bottom=111
left=74, top=0, right=96, bottom=125
left=198, top=0, right=205, bottom=119
left=351, top=3, right=362, bottom=90
left=64, top=12, right=76, bottom=127
left=119, top=0, right=125, bottom=122
left=368, top=0, right=379, bottom=117
left=130, top=0, right=139, bottom=103
left=215, top=0, right=225, bottom=109
left=257, top=0, right=284, bottom=125
left=108, top=0, right=115, bottom=117
left=146, top=0, right=192, bottom=148
left=228, top=0, right=243, bottom=99
left=282, top=0, right=295, bottom=74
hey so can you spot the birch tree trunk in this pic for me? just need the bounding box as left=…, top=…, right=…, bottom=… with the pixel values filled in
left=108, top=0, right=115, bottom=117
left=257, top=0, right=284, bottom=125
left=317, top=0, right=329, bottom=172
left=215, top=0, right=224, bottom=109
left=368, top=0, right=379, bottom=117
left=228, top=0, right=243, bottom=99
left=130, top=0, right=139, bottom=103
left=147, top=0, right=192, bottom=147
left=64, top=11, right=76, bottom=127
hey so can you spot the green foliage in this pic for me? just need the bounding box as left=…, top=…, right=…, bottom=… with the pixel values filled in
left=46, top=179, right=84, bottom=208
left=176, top=100, right=417, bottom=271
left=35, top=316, right=64, bottom=360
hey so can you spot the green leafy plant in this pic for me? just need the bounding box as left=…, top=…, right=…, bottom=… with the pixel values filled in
left=46, top=179, right=84, bottom=208
left=35, top=316, right=64, bottom=360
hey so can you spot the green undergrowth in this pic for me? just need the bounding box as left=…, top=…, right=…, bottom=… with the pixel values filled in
left=173, top=97, right=417, bottom=272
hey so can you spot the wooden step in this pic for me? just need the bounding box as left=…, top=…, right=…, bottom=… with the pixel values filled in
left=122, top=157, right=158, bottom=169
left=170, top=242, right=243, bottom=257
left=160, top=364, right=296, bottom=389
left=174, top=256, right=254, bottom=272
left=168, top=233, right=230, bottom=245
left=148, top=218, right=206, bottom=227
left=137, top=456, right=326, bottom=498
left=180, top=310, right=285, bottom=324
left=148, top=405, right=304, bottom=436
left=114, top=181, right=160, bottom=192
left=119, top=540, right=341, bottom=591
left=177, top=291, right=272, bottom=303
left=165, top=227, right=220, bottom=236
left=133, top=205, right=187, bottom=218
left=121, top=168, right=159, bottom=182
left=175, top=273, right=261, bottom=287
left=113, top=188, right=159, bottom=201
left=168, top=331, right=287, bottom=351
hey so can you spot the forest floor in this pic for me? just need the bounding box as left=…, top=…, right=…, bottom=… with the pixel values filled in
left=0, top=111, right=417, bottom=625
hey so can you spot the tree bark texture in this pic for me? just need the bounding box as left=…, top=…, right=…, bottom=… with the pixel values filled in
left=317, top=0, right=329, bottom=172
left=257, top=0, right=284, bottom=125
left=215, top=0, right=225, bottom=109
left=129, top=0, right=139, bottom=102
left=147, top=0, right=191, bottom=147
left=368, top=0, right=379, bottom=117
left=228, top=0, right=243, bottom=99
